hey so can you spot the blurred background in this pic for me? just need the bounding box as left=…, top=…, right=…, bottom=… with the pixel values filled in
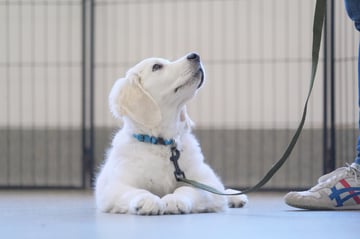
left=0, top=0, right=358, bottom=190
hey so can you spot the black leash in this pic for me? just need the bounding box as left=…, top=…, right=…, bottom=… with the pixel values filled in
left=171, top=0, right=327, bottom=195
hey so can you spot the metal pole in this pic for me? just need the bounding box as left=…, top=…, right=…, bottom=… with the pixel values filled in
left=323, top=0, right=336, bottom=174
left=82, top=0, right=95, bottom=189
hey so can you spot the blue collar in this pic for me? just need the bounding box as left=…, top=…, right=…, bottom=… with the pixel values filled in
left=133, top=133, right=174, bottom=146
left=133, top=133, right=185, bottom=180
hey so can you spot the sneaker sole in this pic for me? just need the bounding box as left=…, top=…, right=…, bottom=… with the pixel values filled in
left=285, top=201, right=360, bottom=210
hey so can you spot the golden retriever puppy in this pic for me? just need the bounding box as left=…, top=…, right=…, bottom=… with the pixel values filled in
left=95, top=53, right=247, bottom=215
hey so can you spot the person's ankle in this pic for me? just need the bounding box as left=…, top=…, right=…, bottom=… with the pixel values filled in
left=350, top=162, right=360, bottom=172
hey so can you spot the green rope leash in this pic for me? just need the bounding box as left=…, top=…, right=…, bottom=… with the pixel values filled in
left=175, top=0, right=326, bottom=195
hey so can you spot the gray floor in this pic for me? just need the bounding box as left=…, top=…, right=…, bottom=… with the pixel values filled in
left=0, top=190, right=358, bottom=239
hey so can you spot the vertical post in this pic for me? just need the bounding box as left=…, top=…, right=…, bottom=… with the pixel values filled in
left=323, top=0, right=336, bottom=174
left=82, top=0, right=95, bottom=188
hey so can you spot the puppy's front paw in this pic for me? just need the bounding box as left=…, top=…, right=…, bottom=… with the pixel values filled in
left=162, top=194, right=192, bottom=214
left=225, top=189, right=248, bottom=208
left=129, top=193, right=164, bottom=215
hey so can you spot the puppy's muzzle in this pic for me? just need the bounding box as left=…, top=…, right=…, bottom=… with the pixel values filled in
left=187, top=53, right=200, bottom=62
left=186, top=53, right=204, bottom=89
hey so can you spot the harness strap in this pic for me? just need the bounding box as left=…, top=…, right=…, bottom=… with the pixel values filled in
left=175, top=0, right=327, bottom=195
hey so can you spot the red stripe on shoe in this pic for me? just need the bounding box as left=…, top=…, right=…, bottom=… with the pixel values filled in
left=339, top=179, right=360, bottom=204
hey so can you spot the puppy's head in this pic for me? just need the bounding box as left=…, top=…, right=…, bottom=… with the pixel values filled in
left=109, top=53, right=205, bottom=129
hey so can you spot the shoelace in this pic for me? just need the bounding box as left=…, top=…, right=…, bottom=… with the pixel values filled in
left=312, top=164, right=359, bottom=191
left=349, top=164, right=360, bottom=184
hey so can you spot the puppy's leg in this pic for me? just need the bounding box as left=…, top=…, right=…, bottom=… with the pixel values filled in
left=224, top=189, right=248, bottom=208
left=162, top=186, right=228, bottom=214
left=96, top=185, right=164, bottom=215
left=126, top=189, right=164, bottom=215
left=161, top=188, right=192, bottom=214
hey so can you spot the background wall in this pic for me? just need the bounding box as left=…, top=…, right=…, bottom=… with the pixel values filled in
left=95, top=0, right=324, bottom=129
left=0, top=0, right=358, bottom=189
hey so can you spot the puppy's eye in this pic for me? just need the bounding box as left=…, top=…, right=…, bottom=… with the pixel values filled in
left=152, top=64, right=163, bottom=72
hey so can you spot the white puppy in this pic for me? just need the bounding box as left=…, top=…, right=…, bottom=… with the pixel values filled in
left=95, top=53, right=247, bottom=215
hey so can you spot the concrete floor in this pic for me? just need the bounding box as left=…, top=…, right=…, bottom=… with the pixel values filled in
left=0, top=190, right=358, bottom=239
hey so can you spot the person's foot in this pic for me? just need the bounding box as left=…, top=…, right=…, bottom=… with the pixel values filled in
left=284, top=163, right=360, bottom=210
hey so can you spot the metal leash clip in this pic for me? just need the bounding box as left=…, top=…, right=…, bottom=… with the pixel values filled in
left=170, top=146, right=186, bottom=181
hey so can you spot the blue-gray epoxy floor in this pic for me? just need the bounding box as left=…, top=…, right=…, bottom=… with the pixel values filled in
left=0, top=190, right=358, bottom=239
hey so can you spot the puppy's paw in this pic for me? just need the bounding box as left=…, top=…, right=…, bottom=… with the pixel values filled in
left=225, top=189, right=248, bottom=208
left=129, top=193, right=164, bottom=215
left=162, top=194, right=192, bottom=214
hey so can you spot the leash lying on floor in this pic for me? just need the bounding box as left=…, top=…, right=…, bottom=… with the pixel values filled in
left=174, top=0, right=326, bottom=196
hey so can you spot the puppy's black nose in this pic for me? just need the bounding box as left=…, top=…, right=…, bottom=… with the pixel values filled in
left=187, top=53, right=200, bottom=62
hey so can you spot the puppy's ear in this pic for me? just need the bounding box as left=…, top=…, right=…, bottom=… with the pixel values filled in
left=180, top=106, right=194, bottom=130
left=109, top=74, right=162, bottom=128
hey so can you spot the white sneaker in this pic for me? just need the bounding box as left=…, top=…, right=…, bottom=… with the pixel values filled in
left=284, top=163, right=360, bottom=210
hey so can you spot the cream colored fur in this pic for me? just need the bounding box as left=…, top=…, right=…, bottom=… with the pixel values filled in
left=95, top=53, right=247, bottom=215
